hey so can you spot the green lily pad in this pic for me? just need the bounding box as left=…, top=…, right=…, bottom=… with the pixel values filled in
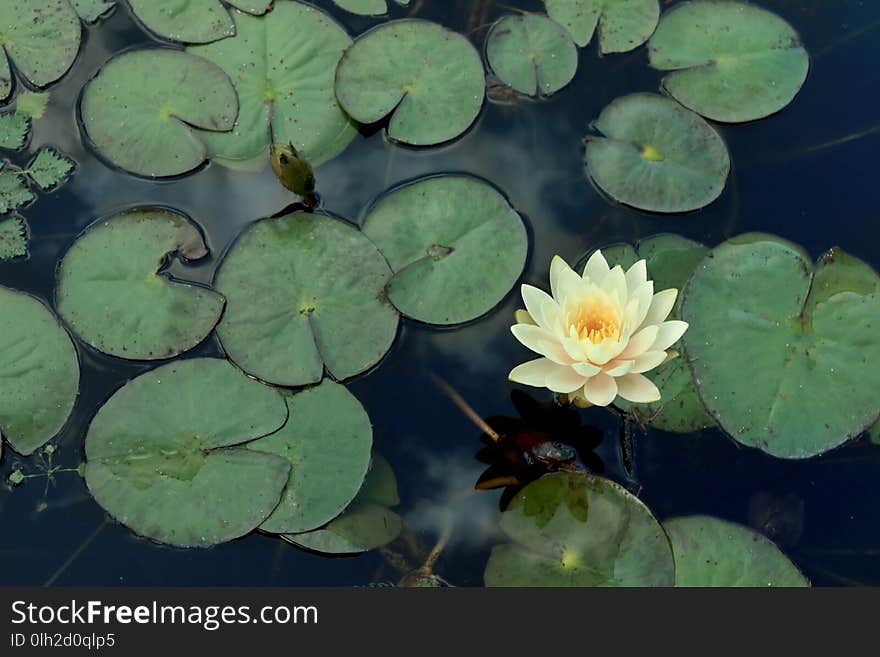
left=664, top=515, right=809, bottom=586
left=80, top=49, right=238, bottom=177
left=332, top=0, right=386, bottom=15
left=584, top=93, right=730, bottom=213
left=215, top=211, right=399, bottom=387
left=648, top=1, right=809, bottom=123
left=71, top=0, right=116, bottom=23
left=544, top=0, right=659, bottom=53
left=249, top=380, right=373, bottom=534
left=335, top=19, right=485, bottom=146
left=869, top=420, right=880, bottom=445
left=0, top=112, right=30, bottom=150
left=0, top=214, right=28, bottom=261
left=284, top=452, right=402, bottom=554
left=127, top=0, right=272, bottom=44
left=0, top=286, right=80, bottom=456
left=485, top=14, right=578, bottom=97
left=585, top=235, right=714, bottom=433
left=56, top=208, right=225, bottom=361
left=26, top=148, right=75, bottom=191
left=362, top=175, right=528, bottom=325
left=0, top=0, right=81, bottom=101
left=15, top=91, right=50, bottom=119
left=188, top=2, right=356, bottom=168
left=0, top=163, right=34, bottom=214
left=484, top=472, right=675, bottom=586
left=682, top=234, right=880, bottom=458
left=84, top=358, right=290, bottom=548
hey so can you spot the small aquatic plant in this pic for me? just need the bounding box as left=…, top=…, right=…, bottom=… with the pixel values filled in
left=508, top=250, right=688, bottom=407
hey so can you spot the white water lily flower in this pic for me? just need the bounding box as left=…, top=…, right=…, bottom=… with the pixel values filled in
left=508, top=251, right=688, bottom=407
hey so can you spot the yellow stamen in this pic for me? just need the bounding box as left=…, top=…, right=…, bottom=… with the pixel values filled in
left=568, top=297, right=622, bottom=344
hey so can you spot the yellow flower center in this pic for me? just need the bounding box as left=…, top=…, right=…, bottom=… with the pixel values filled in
left=569, top=296, right=622, bottom=344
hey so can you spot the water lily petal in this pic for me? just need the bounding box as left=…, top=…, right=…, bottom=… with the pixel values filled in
left=625, top=259, right=647, bottom=295
left=561, top=335, right=586, bottom=361
left=651, top=320, right=689, bottom=352
left=620, top=324, right=659, bottom=359
left=602, top=264, right=628, bottom=306
left=555, top=261, right=585, bottom=302
left=582, top=249, right=611, bottom=286
left=585, top=336, right=626, bottom=365
left=615, top=373, right=661, bottom=403
left=641, top=288, right=678, bottom=329
left=521, top=284, right=555, bottom=329
left=604, top=359, right=634, bottom=376
left=514, top=309, right=536, bottom=326
left=573, top=361, right=602, bottom=377
left=511, top=324, right=573, bottom=364
left=549, top=255, right=572, bottom=300
left=508, top=358, right=559, bottom=387
left=546, top=367, right=588, bottom=394
left=583, top=373, right=618, bottom=406
left=631, top=350, right=667, bottom=374
left=628, top=280, right=655, bottom=329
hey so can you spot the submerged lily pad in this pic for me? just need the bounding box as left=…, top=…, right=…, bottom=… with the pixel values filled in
left=284, top=452, right=402, bottom=554
left=664, top=515, right=809, bottom=586
left=0, top=1, right=81, bottom=101
left=484, top=472, right=674, bottom=586
left=0, top=214, right=28, bottom=261
left=249, top=381, right=373, bottom=534
left=648, top=1, right=809, bottom=123
left=215, top=211, right=399, bottom=387
left=57, top=208, right=225, bottom=360
left=335, top=19, right=485, bottom=146
left=682, top=235, right=880, bottom=458
left=362, top=175, right=528, bottom=325
left=485, top=14, right=578, bottom=97
left=0, top=286, right=79, bottom=456
left=544, top=0, right=659, bottom=53
left=84, top=358, right=290, bottom=548
left=127, top=0, right=272, bottom=44
left=80, top=49, right=238, bottom=177
left=584, top=93, right=730, bottom=213
left=188, top=2, right=356, bottom=168
left=585, top=235, right=713, bottom=433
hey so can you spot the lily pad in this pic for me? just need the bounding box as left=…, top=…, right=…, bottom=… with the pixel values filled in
left=484, top=472, right=675, bottom=586
left=870, top=420, right=880, bottom=445
left=544, top=0, right=659, bottom=53
left=335, top=19, right=485, bottom=146
left=80, top=49, right=238, bottom=177
left=215, top=211, right=399, bottom=387
left=362, top=175, right=528, bottom=325
left=71, top=0, right=116, bottom=23
left=127, top=0, right=272, bottom=44
left=15, top=91, right=50, bottom=119
left=26, top=148, right=75, bottom=191
left=663, top=515, right=809, bottom=586
left=284, top=452, right=402, bottom=554
left=188, top=2, right=356, bottom=168
left=584, top=235, right=714, bottom=433
left=0, top=164, right=34, bottom=214
left=84, top=358, right=290, bottom=548
left=0, top=112, right=30, bottom=150
left=0, top=286, right=80, bottom=456
left=56, top=208, right=225, bottom=360
left=249, top=380, right=373, bottom=534
left=485, top=14, right=578, bottom=97
left=682, top=234, right=880, bottom=459
left=584, top=93, right=730, bottom=213
left=0, top=214, right=27, bottom=261
left=648, top=1, right=809, bottom=123
left=0, top=0, right=81, bottom=101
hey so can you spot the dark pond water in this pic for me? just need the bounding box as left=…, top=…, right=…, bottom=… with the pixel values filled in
left=2, top=0, right=880, bottom=586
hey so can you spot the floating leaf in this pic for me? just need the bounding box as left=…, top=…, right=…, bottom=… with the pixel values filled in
left=71, top=0, right=116, bottom=23
left=215, top=211, right=399, bottom=387
left=0, top=0, right=81, bottom=101
left=584, top=93, right=730, bottom=213
left=0, top=113, right=29, bottom=151
left=249, top=381, right=373, bottom=534
left=127, top=0, right=272, bottom=44
left=583, top=235, right=714, bottom=433
left=284, top=452, right=402, bottom=554
left=80, top=49, right=238, bottom=177
left=188, top=2, right=356, bottom=168
left=663, top=515, right=809, bottom=586
left=484, top=472, right=675, bottom=586
left=57, top=208, right=225, bottom=360
left=0, top=214, right=28, bottom=261
left=335, top=19, right=485, bottom=146
left=363, top=175, right=528, bottom=325
left=682, top=235, right=880, bottom=458
left=332, top=0, right=387, bottom=15
left=0, top=164, right=34, bottom=214
left=84, top=358, right=290, bottom=548
left=870, top=420, right=880, bottom=445
left=648, top=1, right=809, bottom=123
left=485, top=14, right=578, bottom=97
left=0, top=286, right=80, bottom=456
left=15, top=91, right=50, bottom=119
left=544, top=0, right=659, bottom=53
left=26, top=148, right=75, bottom=191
